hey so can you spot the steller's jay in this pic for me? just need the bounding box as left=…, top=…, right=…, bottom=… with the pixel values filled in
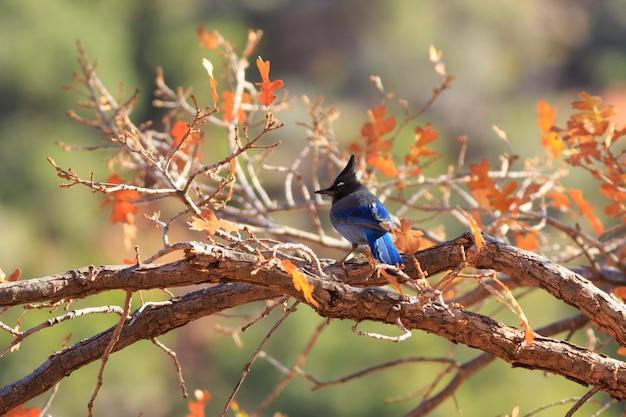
left=316, top=155, right=403, bottom=267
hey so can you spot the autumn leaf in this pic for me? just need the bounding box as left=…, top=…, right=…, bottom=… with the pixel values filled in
left=405, top=123, right=439, bottom=166
left=188, top=209, right=238, bottom=236
left=467, top=160, right=518, bottom=213
left=548, top=190, right=571, bottom=211
left=202, top=58, right=219, bottom=105
left=349, top=104, right=396, bottom=161
left=611, top=286, right=626, bottom=302
left=536, top=99, right=563, bottom=158
left=393, top=219, right=423, bottom=255
left=5, top=404, right=40, bottom=417
left=221, top=90, right=250, bottom=124
left=187, top=389, right=211, bottom=417
left=368, top=154, right=398, bottom=177
left=567, top=188, right=603, bottom=234
left=196, top=26, right=220, bottom=50
left=255, top=57, right=284, bottom=107
left=513, top=231, right=540, bottom=252
left=281, top=259, right=319, bottom=307
left=459, top=209, right=484, bottom=250
left=100, top=174, right=139, bottom=225
left=380, top=268, right=405, bottom=298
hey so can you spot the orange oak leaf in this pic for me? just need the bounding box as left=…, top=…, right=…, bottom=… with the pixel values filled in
left=368, top=154, right=398, bottom=177
left=349, top=104, right=396, bottom=161
left=100, top=174, right=139, bottom=225
left=188, top=209, right=238, bottom=236
left=513, top=231, right=540, bottom=252
left=5, top=404, right=40, bottom=417
left=567, top=188, right=603, bottom=234
left=548, top=190, right=571, bottom=211
left=196, top=26, right=220, bottom=50
left=536, top=99, right=563, bottom=158
left=393, top=219, right=423, bottom=255
left=170, top=121, right=201, bottom=150
left=281, top=259, right=319, bottom=307
left=186, top=389, right=211, bottom=417
left=221, top=90, right=250, bottom=124
left=467, top=160, right=518, bottom=213
left=255, top=57, right=284, bottom=107
left=405, top=123, right=439, bottom=166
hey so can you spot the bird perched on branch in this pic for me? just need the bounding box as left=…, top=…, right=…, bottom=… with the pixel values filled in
left=315, top=155, right=403, bottom=267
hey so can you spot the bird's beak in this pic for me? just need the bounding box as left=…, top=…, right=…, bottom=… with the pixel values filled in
left=315, top=187, right=333, bottom=196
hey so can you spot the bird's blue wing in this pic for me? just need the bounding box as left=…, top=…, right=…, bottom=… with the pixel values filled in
left=366, top=232, right=403, bottom=266
left=331, top=202, right=392, bottom=233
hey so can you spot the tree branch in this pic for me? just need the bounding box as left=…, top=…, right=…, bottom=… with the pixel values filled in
left=1, top=233, right=625, bottom=412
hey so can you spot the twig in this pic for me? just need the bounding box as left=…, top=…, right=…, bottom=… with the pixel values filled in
left=219, top=300, right=298, bottom=417
left=151, top=338, right=187, bottom=398
left=87, top=291, right=133, bottom=416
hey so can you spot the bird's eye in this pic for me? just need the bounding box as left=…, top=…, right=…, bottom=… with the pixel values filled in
left=336, top=181, right=344, bottom=188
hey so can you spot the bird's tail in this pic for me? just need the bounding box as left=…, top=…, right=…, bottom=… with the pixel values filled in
left=368, top=233, right=403, bottom=266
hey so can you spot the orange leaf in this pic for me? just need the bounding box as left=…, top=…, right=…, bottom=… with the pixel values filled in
left=196, top=26, right=220, bottom=50
left=187, top=389, right=211, bottom=417
left=281, top=259, right=319, bottom=307
left=611, top=286, right=626, bottom=301
left=567, top=189, right=603, bottom=234
left=380, top=268, right=405, bottom=297
left=617, top=347, right=626, bottom=357
left=405, top=124, right=439, bottom=165
left=100, top=174, right=139, bottom=225
left=255, top=57, right=284, bottom=107
left=188, top=209, right=238, bottom=235
left=221, top=91, right=250, bottom=124
left=548, top=190, right=571, bottom=210
left=523, top=322, right=535, bottom=345
left=536, top=99, right=556, bottom=134
left=393, top=219, right=423, bottom=255
left=460, top=210, right=484, bottom=250
left=8, top=268, right=22, bottom=282
left=202, top=58, right=219, bottom=105
left=368, top=154, right=398, bottom=177
left=514, top=231, right=539, bottom=252
left=5, top=404, right=40, bottom=417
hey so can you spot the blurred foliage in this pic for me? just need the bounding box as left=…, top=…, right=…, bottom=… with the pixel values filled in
left=0, top=0, right=624, bottom=416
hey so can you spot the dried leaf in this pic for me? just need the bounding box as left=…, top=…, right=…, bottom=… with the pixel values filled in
left=393, top=219, right=423, bottom=255
left=281, top=259, right=319, bottom=307
left=188, top=209, right=238, bottom=235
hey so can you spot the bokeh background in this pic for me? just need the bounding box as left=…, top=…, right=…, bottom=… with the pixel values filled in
left=1, top=1, right=625, bottom=416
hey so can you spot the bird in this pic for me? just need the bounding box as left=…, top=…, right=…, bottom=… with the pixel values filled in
left=315, top=155, right=403, bottom=268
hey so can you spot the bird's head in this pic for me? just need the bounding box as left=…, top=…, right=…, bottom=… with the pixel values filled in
left=315, top=155, right=362, bottom=201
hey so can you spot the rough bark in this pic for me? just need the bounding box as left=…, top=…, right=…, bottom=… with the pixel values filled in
left=0, top=233, right=624, bottom=413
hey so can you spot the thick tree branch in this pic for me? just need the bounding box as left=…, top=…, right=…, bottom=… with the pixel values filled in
left=1, top=233, right=625, bottom=412
left=0, top=283, right=279, bottom=414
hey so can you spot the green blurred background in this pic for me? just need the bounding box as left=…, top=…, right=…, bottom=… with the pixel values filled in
left=1, top=1, right=625, bottom=416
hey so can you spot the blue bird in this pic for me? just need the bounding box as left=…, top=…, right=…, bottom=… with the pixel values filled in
left=316, top=155, right=403, bottom=267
